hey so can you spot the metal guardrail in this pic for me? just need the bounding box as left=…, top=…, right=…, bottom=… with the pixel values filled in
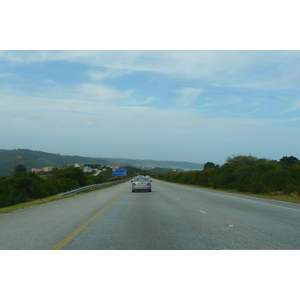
left=59, top=179, right=129, bottom=196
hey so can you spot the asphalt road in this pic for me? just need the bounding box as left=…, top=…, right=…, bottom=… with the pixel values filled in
left=1, top=179, right=300, bottom=250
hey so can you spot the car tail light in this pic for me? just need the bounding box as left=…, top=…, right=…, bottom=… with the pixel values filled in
left=147, top=182, right=150, bottom=186
left=133, top=183, right=137, bottom=186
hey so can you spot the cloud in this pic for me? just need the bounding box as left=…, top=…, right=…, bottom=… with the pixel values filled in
left=279, top=99, right=300, bottom=114
left=174, top=87, right=205, bottom=106
left=44, top=79, right=56, bottom=84
left=1, top=50, right=300, bottom=90
left=1, top=82, right=299, bottom=163
left=0, top=82, right=139, bottom=130
left=143, top=96, right=156, bottom=104
left=77, top=83, right=135, bottom=106
left=86, top=69, right=134, bottom=81
left=0, top=73, right=13, bottom=77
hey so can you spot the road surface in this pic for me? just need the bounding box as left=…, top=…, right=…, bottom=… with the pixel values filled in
left=1, top=179, right=300, bottom=249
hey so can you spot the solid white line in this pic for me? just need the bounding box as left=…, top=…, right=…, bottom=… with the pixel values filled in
left=259, top=202, right=300, bottom=213
left=199, top=209, right=207, bottom=215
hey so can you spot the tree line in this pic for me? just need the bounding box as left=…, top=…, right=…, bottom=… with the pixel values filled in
left=152, top=155, right=300, bottom=196
left=0, top=166, right=88, bottom=208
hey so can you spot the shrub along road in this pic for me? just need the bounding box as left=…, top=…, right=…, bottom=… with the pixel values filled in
left=1, top=179, right=300, bottom=250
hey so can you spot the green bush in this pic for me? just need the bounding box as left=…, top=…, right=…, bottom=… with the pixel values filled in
left=155, top=154, right=300, bottom=197
left=86, top=175, right=106, bottom=185
left=51, top=167, right=86, bottom=187
left=0, top=171, right=81, bottom=208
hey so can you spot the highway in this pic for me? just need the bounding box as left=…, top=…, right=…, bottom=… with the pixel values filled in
left=1, top=179, right=300, bottom=250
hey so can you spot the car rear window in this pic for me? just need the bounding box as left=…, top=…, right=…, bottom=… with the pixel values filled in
left=134, top=178, right=149, bottom=181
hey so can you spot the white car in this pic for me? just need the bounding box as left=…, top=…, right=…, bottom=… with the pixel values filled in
left=131, top=177, right=152, bottom=192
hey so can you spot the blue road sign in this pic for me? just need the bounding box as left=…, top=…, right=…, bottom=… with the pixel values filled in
left=112, top=169, right=127, bottom=176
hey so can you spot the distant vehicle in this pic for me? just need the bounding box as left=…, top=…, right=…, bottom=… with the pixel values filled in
left=131, top=177, right=152, bottom=192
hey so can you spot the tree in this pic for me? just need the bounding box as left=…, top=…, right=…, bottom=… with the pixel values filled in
left=13, top=164, right=27, bottom=176
left=203, top=162, right=217, bottom=170
left=279, top=156, right=299, bottom=166
left=51, top=166, right=86, bottom=186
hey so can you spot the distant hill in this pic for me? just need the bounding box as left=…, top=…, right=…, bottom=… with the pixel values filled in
left=108, top=158, right=204, bottom=171
left=0, top=149, right=204, bottom=176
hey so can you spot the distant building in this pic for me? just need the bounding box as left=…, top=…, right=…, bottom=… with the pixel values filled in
left=43, top=167, right=53, bottom=172
left=74, top=164, right=84, bottom=168
left=31, top=168, right=44, bottom=173
left=109, top=165, right=120, bottom=169
left=83, top=166, right=93, bottom=173
left=31, top=167, right=53, bottom=173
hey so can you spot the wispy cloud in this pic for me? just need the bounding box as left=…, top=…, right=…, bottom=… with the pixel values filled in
left=174, top=87, right=205, bottom=106
left=77, top=83, right=135, bottom=106
left=43, top=79, right=56, bottom=84
left=2, top=50, right=300, bottom=90
left=86, top=69, right=134, bottom=81
left=278, top=98, right=300, bottom=114
left=0, top=73, right=13, bottom=77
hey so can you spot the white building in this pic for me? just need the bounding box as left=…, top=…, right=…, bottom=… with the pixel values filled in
left=83, top=166, right=93, bottom=173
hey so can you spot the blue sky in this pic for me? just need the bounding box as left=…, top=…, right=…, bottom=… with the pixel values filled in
left=1, top=50, right=300, bottom=165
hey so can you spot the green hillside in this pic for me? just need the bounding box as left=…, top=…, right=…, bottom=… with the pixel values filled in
left=0, top=149, right=110, bottom=176
left=0, top=149, right=204, bottom=177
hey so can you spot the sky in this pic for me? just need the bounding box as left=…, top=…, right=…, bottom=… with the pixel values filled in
left=2, top=50, right=300, bottom=165
left=1, top=1, right=300, bottom=166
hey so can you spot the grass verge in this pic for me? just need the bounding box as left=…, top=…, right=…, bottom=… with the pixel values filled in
left=0, top=182, right=123, bottom=214
left=157, top=180, right=300, bottom=205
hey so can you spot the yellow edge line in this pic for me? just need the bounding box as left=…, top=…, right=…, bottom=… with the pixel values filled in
left=52, top=192, right=125, bottom=250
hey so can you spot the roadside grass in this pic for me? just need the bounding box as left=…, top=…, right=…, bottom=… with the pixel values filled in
left=206, top=186, right=300, bottom=204
left=0, top=182, right=123, bottom=214
left=157, top=180, right=300, bottom=205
